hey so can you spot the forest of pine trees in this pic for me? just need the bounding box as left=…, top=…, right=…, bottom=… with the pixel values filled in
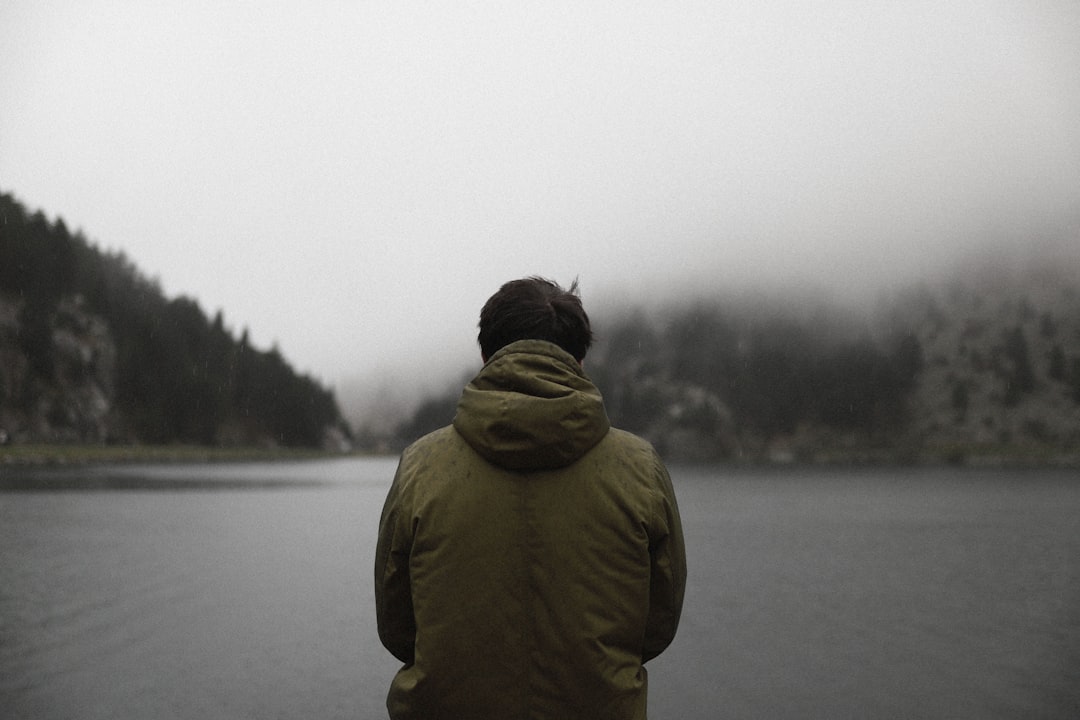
left=0, top=191, right=349, bottom=448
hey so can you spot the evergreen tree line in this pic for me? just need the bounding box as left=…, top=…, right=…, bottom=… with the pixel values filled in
left=588, top=304, right=924, bottom=446
left=0, top=192, right=347, bottom=447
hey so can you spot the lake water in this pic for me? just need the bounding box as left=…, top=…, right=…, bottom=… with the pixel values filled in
left=1, top=458, right=1078, bottom=719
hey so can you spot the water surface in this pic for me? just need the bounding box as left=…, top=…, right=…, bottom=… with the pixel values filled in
left=2, top=459, right=1077, bottom=718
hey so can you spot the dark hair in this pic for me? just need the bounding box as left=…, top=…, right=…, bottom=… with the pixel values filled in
left=478, top=277, right=593, bottom=361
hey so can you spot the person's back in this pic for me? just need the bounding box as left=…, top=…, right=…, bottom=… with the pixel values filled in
left=375, top=278, right=686, bottom=720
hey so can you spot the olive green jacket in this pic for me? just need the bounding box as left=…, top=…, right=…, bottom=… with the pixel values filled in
left=375, top=340, right=686, bottom=720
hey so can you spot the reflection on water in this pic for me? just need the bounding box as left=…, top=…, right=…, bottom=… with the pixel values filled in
left=1, top=459, right=1078, bottom=719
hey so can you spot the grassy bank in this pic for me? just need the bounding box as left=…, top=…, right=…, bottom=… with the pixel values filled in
left=0, top=443, right=359, bottom=466
left=3, top=442, right=1075, bottom=469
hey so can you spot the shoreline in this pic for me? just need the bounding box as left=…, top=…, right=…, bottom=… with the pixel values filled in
left=0, top=444, right=372, bottom=467
left=2, top=442, right=1076, bottom=470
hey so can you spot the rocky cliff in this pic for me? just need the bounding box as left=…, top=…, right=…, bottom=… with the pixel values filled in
left=890, top=262, right=1080, bottom=464
left=0, top=295, right=116, bottom=444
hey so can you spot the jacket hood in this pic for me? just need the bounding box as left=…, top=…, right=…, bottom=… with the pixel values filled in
left=452, top=339, right=610, bottom=471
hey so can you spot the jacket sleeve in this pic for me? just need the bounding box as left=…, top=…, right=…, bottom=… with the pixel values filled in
left=374, top=459, right=416, bottom=664
left=642, top=455, right=687, bottom=663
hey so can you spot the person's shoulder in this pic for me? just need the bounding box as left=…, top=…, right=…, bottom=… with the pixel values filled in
left=397, top=425, right=464, bottom=464
left=605, top=426, right=657, bottom=452
left=402, top=424, right=458, bottom=456
left=600, top=427, right=666, bottom=466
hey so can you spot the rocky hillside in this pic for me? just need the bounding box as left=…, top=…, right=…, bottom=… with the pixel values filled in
left=0, top=293, right=115, bottom=445
left=887, top=262, right=1080, bottom=464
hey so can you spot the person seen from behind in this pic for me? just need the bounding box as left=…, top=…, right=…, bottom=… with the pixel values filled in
left=375, top=276, right=687, bottom=719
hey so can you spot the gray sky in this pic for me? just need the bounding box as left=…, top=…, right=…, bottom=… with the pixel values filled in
left=3, top=1, right=1079, bottom=414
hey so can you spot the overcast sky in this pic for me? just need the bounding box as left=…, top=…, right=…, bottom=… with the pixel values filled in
left=3, top=1, right=1079, bottom=415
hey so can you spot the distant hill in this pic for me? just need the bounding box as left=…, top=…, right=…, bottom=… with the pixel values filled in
left=391, top=257, right=1080, bottom=466
left=0, top=191, right=351, bottom=450
left=884, top=262, right=1080, bottom=464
